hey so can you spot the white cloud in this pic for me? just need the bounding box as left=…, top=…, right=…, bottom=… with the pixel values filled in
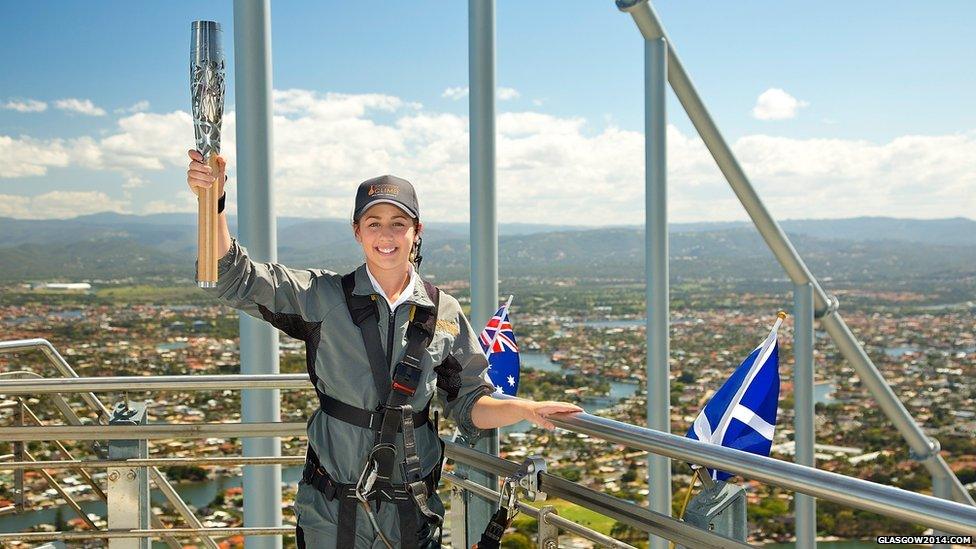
left=0, top=191, right=128, bottom=219
left=497, top=87, right=520, bottom=101
left=3, top=99, right=47, bottom=113
left=143, top=190, right=198, bottom=215
left=96, top=111, right=199, bottom=170
left=1, top=89, right=974, bottom=223
left=442, top=86, right=468, bottom=101
left=752, top=88, right=809, bottom=120
left=0, top=135, right=72, bottom=177
left=274, top=89, right=410, bottom=118
left=441, top=86, right=519, bottom=101
left=122, top=175, right=148, bottom=189
left=54, top=98, right=106, bottom=116
left=0, top=110, right=203, bottom=178
left=114, top=100, right=150, bottom=114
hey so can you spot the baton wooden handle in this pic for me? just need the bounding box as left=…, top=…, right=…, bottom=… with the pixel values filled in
left=196, top=154, right=220, bottom=288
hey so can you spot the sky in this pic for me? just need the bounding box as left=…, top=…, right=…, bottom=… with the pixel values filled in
left=1, top=0, right=974, bottom=225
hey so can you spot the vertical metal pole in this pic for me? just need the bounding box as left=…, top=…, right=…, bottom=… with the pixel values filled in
left=107, top=403, right=149, bottom=549
left=794, top=283, right=816, bottom=549
left=931, top=475, right=951, bottom=548
left=13, top=400, right=24, bottom=513
left=233, top=1, right=282, bottom=547
left=468, top=0, right=498, bottom=540
left=645, top=36, right=670, bottom=549
left=537, top=505, right=559, bottom=549
left=449, top=484, right=470, bottom=549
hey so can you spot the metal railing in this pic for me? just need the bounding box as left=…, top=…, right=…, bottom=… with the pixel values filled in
left=2, top=366, right=975, bottom=546
left=615, top=0, right=973, bottom=509
left=0, top=339, right=219, bottom=549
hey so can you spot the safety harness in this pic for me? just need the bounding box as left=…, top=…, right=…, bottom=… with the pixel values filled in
left=301, top=272, right=451, bottom=548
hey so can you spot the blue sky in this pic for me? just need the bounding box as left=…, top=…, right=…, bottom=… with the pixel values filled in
left=1, top=1, right=974, bottom=224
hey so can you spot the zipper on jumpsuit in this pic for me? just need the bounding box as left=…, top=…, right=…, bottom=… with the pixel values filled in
left=386, top=301, right=401, bottom=368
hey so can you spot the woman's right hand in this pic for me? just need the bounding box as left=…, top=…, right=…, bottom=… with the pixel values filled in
left=186, top=149, right=227, bottom=196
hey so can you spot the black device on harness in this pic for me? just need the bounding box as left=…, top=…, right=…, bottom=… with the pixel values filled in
left=300, top=272, right=448, bottom=549
left=477, top=456, right=548, bottom=549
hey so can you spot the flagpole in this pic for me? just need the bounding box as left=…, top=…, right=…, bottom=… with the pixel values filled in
left=678, top=472, right=698, bottom=518
left=482, top=294, right=514, bottom=358
left=670, top=472, right=700, bottom=549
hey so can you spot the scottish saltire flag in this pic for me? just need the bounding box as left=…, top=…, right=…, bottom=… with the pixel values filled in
left=478, top=295, right=521, bottom=396
left=686, top=313, right=784, bottom=481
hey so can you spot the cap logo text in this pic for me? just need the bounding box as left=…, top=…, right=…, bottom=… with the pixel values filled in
left=368, top=184, right=399, bottom=197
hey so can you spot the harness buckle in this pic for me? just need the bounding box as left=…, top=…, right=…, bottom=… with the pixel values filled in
left=352, top=460, right=394, bottom=549
left=498, top=478, right=521, bottom=523
left=355, top=458, right=380, bottom=503
left=391, top=360, right=422, bottom=396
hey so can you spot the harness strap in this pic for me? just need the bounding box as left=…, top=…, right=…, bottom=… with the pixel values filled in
left=369, top=311, right=436, bottom=511
left=477, top=508, right=511, bottom=549
left=304, top=447, right=437, bottom=501
left=303, top=446, right=438, bottom=547
left=317, top=391, right=429, bottom=431
left=337, top=270, right=443, bottom=549
left=397, top=498, right=420, bottom=548
left=341, top=274, right=391, bottom=397
left=337, top=494, right=359, bottom=547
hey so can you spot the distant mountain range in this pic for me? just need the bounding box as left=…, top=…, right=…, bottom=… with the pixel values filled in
left=1, top=214, right=974, bottom=284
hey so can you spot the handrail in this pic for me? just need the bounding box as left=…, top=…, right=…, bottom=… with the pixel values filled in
left=3, top=374, right=975, bottom=536
left=0, top=421, right=307, bottom=441
left=443, top=472, right=638, bottom=549
left=445, top=442, right=753, bottom=549
left=550, top=410, right=976, bottom=536
left=0, top=527, right=294, bottom=543
left=0, top=455, right=307, bottom=470
left=0, top=339, right=109, bottom=420
left=0, top=373, right=310, bottom=394
left=0, top=339, right=219, bottom=549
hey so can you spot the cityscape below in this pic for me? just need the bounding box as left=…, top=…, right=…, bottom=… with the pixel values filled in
left=1, top=213, right=973, bottom=547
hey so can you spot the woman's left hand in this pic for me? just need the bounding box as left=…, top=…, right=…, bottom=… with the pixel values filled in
left=520, top=400, right=584, bottom=430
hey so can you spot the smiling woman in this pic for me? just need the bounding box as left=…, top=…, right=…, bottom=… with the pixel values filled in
left=183, top=152, right=582, bottom=549
left=351, top=174, right=424, bottom=302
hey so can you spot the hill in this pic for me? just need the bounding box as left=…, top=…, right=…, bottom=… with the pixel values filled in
left=1, top=215, right=974, bottom=286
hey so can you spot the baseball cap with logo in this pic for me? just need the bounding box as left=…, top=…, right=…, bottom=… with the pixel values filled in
left=352, top=174, right=420, bottom=222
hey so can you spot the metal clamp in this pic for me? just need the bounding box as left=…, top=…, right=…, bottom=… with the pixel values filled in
left=909, top=437, right=941, bottom=463
left=497, top=455, right=548, bottom=522
left=515, top=456, right=547, bottom=502
left=816, top=294, right=840, bottom=320
left=110, top=400, right=147, bottom=425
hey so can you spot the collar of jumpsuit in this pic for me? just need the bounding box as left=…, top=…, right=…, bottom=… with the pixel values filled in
left=365, top=263, right=418, bottom=311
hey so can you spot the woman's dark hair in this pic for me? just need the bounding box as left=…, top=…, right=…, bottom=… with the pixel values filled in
left=412, top=235, right=424, bottom=271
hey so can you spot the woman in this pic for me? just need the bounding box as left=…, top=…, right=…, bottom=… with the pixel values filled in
left=186, top=150, right=582, bottom=548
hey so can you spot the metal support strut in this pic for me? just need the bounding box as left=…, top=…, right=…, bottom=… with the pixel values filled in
left=616, top=0, right=973, bottom=505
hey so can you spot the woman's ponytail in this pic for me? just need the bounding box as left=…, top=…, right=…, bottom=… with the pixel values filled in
left=411, top=235, right=424, bottom=271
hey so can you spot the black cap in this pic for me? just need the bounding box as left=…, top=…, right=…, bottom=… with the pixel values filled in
left=353, top=175, right=420, bottom=222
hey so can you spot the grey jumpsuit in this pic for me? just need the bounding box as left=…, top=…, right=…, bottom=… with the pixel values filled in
left=207, top=238, right=495, bottom=547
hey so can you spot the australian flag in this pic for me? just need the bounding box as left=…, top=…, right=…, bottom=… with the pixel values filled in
left=687, top=314, right=784, bottom=481
left=478, top=296, right=520, bottom=396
